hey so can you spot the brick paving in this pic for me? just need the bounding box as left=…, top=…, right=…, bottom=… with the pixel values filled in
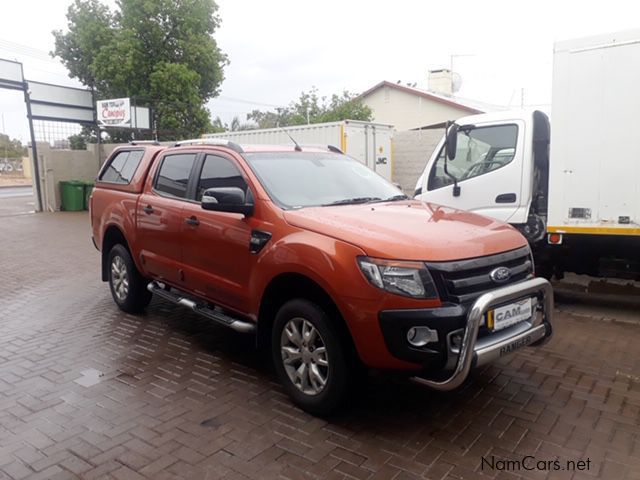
left=0, top=206, right=639, bottom=480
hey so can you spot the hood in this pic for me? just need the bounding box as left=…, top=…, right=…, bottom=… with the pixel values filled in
left=283, top=200, right=527, bottom=261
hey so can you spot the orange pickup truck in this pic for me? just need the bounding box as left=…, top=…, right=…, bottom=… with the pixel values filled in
left=90, top=139, right=553, bottom=414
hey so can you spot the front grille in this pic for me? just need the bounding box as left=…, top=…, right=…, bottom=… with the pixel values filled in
left=426, top=246, right=534, bottom=305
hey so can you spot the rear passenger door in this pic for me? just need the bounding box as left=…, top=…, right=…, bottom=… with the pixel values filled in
left=136, top=152, right=198, bottom=284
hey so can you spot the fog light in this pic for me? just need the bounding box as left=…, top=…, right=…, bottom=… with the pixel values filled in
left=407, top=327, right=438, bottom=347
left=450, top=333, right=462, bottom=349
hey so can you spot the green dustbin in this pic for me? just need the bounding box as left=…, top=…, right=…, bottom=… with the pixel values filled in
left=60, top=180, right=85, bottom=211
left=83, top=182, right=94, bottom=210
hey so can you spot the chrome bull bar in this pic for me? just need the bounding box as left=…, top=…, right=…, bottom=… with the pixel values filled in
left=411, top=277, right=553, bottom=391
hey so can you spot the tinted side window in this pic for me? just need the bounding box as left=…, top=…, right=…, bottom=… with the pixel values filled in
left=99, top=150, right=144, bottom=184
left=155, top=154, right=197, bottom=198
left=197, top=155, right=246, bottom=201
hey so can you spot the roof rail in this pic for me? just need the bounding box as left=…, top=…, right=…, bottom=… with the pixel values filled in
left=296, top=144, right=344, bottom=154
left=174, top=138, right=244, bottom=153
left=129, top=140, right=160, bottom=146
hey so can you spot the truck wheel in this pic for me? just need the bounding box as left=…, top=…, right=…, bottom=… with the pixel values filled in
left=107, top=244, right=152, bottom=314
left=272, top=299, right=351, bottom=415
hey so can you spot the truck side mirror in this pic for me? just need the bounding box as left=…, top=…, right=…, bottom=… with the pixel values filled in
left=444, top=123, right=461, bottom=197
left=202, top=187, right=254, bottom=216
left=446, top=124, right=458, bottom=160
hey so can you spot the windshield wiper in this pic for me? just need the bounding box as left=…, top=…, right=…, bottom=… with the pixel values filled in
left=323, top=197, right=382, bottom=206
left=369, top=194, right=409, bottom=203
left=385, top=194, right=409, bottom=201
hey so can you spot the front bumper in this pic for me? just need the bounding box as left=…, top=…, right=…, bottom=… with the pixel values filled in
left=382, top=277, right=553, bottom=391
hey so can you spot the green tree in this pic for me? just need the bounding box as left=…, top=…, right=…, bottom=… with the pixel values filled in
left=246, top=108, right=287, bottom=129
left=0, top=134, right=27, bottom=158
left=67, top=124, right=100, bottom=148
left=247, top=88, right=372, bottom=128
left=149, top=62, right=212, bottom=139
left=68, top=134, right=87, bottom=150
left=52, top=0, right=228, bottom=140
left=230, top=116, right=256, bottom=131
left=51, top=0, right=115, bottom=89
left=319, top=91, right=373, bottom=123
left=210, top=116, right=227, bottom=133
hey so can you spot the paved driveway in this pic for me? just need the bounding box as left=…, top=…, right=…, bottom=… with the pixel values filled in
left=0, top=208, right=639, bottom=479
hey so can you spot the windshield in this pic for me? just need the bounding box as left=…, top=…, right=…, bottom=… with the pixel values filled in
left=243, top=152, right=403, bottom=209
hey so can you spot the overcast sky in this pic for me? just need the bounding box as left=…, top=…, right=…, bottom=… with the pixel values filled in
left=1, top=0, right=640, bottom=142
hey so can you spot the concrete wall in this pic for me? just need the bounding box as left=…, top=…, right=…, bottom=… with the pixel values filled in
left=392, top=130, right=442, bottom=195
left=21, top=157, right=32, bottom=179
left=30, top=143, right=125, bottom=212
left=362, top=86, right=473, bottom=131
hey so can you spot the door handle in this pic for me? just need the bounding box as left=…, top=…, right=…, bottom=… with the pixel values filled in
left=495, top=193, right=517, bottom=204
left=143, top=205, right=154, bottom=214
left=185, top=216, right=200, bottom=226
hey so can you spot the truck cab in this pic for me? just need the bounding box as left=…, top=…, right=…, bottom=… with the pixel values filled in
left=417, top=30, right=640, bottom=281
left=414, top=110, right=550, bottom=242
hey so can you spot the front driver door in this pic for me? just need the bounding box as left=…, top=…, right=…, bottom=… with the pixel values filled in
left=180, top=153, right=254, bottom=313
left=419, top=122, right=525, bottom=222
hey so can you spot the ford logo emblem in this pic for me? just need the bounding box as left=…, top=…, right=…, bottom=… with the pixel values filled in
left=490, top=266, right=512, bottom=283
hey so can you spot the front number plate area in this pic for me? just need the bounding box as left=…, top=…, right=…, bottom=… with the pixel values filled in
left=487, top=298, right=533, bottom=332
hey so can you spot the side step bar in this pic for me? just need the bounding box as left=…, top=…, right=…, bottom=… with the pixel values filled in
left=147, top=282, right=256, bottom=334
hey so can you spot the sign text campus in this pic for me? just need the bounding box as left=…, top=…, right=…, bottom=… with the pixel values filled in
left=97, top=98, right=131, bottom=127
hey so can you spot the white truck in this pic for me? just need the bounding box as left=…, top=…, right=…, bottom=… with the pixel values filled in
left=203, top=120, right=395, bottom=182
left=415, top=29, right=640, bottom=280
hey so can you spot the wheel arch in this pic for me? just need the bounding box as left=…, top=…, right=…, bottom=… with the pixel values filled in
left=256, top=272, right=359, bottom=363
left=101, top=225, right=131, bottom=281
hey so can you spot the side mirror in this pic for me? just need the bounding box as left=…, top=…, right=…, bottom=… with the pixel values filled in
left=444, top=122, right=460, bottom=197
left=201, top=187, right=254, bottom=216
left=445, top=124, right=458, bottom=160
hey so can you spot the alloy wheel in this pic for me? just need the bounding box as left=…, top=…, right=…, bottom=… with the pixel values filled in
left=110, top=255, right=129, bottom=302
left=280, top=317, right=329, bottom=395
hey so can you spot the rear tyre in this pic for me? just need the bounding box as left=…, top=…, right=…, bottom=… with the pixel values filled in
left=272, top=299, right=351, bottom=416
left=107, top=244, right=152, bottom=313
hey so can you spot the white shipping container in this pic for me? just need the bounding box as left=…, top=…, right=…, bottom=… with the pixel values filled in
left=548, top=30, right=640, bottom=234
left=204, top=120, right=395, bottom=181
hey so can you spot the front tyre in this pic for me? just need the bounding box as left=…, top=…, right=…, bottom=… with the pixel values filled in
left=272, top=299, right=351, bottom=415
left=107, top=244, right=152, bottom=314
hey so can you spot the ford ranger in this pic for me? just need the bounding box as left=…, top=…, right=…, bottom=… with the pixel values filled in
left=90, top=139, right=553, bottom=414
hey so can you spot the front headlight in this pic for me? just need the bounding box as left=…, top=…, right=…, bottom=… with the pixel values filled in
left=357, top=257, right=438, bottom=299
